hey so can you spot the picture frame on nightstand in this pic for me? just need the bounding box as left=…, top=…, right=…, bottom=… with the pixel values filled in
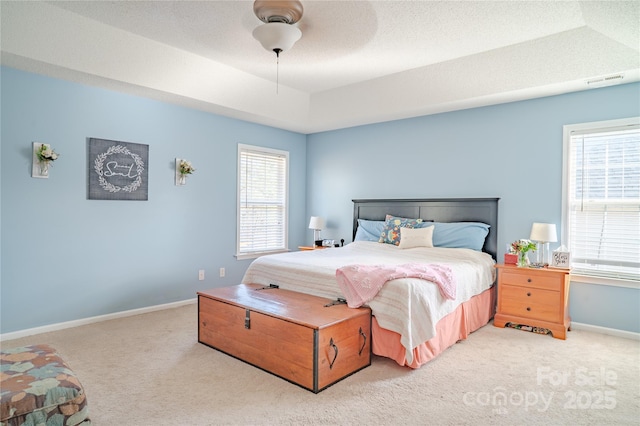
left=550, top=250, right=571, bottom=269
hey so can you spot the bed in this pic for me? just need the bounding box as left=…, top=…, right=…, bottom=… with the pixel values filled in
left=242, top=198, right=499, bottom=368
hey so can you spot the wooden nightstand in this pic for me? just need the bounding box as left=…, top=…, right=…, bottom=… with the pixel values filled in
left=494, top=264, right=571, bottom=339
left=298, top=246, right=329, bottom=251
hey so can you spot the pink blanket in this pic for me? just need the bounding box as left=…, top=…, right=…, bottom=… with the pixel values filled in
left=336, top=263, right=456, bottom=308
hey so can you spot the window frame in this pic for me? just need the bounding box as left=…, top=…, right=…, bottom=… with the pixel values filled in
left=236, top=143, right=289, bottom=260
left=561, top=117, right=640, bottom=288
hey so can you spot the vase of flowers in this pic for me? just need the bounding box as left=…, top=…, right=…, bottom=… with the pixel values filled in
left=36, top=144, right=59, bottom=175
left=511, top=239, right=537, bottom=268
left=178, top=159, right=195, bottom=185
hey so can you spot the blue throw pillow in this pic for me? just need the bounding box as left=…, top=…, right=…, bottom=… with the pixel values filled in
left=428, top=222, right=490, bottom=251
left=354, top=219, right=386, bottom=242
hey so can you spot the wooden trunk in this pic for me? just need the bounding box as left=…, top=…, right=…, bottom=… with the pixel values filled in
left=198, top=284, right=371, bottom=393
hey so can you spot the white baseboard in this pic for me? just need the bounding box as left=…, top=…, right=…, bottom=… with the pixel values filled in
left=0, top=298, right=197, bottom=342
left=571, top=322, right=640, bottom=340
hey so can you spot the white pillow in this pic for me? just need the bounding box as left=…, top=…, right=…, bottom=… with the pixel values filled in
left=398, top=225, right=434, bottom=249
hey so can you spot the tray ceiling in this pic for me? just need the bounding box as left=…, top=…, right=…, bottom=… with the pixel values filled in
left=1, top=1, right=638, bottom=134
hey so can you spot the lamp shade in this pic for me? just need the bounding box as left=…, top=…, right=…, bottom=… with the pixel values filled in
left=308, top=216, right=325, bottom=230
left=252, top=22, right=302, bottom=53
left=529, top=223, right=558, bottom=243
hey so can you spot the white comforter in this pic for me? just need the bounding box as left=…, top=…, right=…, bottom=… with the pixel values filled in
left=242, top=241, right=496, bottom=363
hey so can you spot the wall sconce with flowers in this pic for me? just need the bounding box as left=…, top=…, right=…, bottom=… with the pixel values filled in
left=175, top=158, right=195, bottom=186
left=32, top=142, right=59, bottom=178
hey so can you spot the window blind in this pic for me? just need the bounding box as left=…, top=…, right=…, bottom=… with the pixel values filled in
left=237, top=145, right=288, bottom=256
left=567, top=123, right=640, bottom=281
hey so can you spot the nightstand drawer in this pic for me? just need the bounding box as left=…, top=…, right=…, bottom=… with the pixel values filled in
left=500, top=271, right=562, bottom=291
left=500, top=285, right=560, bottom=323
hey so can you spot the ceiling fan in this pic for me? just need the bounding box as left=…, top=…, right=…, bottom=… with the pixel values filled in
left=252, top=0, right=304, bottom=58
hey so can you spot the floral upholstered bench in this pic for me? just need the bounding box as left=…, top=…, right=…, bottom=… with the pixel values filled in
left=0, top=344, right=90, bottom=426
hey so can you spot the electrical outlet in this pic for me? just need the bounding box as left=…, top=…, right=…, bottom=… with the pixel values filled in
left=198, top=269, right=205, bottom=281
left=219, top=267, right=225, bottom=277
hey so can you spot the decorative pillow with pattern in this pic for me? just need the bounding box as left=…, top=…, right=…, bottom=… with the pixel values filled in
left=379, top=215, right=424, bottom=245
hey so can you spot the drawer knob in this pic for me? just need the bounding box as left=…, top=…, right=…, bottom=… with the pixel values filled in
left=526, top=307, right=531, bottom=311
left=527, top=292, right=531, bottom=297
left=527, top=278, right=532, bottom=283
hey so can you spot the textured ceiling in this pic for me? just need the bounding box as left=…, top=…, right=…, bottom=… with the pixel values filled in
left=1, top=1, right=639, bottom=134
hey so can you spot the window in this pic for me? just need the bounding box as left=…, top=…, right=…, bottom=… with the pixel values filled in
left=236, top=144, right=289, bottom=259
left=562, top=117, right=640, bottom=283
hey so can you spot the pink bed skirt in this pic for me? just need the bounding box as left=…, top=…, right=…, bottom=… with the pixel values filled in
left=371, top=286, right=496, bottom=368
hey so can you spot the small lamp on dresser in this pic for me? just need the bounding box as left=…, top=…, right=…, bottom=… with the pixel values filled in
left=530, top=223, right=557, bottom=267
left=308, top=216, right=325, bottom=247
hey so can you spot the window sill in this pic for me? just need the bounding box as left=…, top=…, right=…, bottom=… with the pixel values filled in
left=235, top=249, right=290, bottom=260
left=570, top=273, right=640, bottom=289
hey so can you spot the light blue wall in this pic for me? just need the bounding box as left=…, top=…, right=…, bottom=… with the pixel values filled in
left=306, top=82, right=640, bottom=333
left=2, top=66, right=639, bottom=335
left=0, top=67, right=307, bottom=334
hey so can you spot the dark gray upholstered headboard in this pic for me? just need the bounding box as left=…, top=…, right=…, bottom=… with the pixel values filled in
left=352, top=198, right=499, bottom=261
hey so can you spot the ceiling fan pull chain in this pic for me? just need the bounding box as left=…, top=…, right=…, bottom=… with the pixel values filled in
left=274, top=48, right=281, bottom=95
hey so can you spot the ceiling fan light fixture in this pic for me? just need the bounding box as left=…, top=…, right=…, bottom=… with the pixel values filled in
left=253, top=0, right=303, bottom=25
left=252, top=22, right=302, bottom=54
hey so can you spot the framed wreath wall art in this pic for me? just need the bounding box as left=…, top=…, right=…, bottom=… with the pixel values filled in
left=88, top=138, right=149, bottom=200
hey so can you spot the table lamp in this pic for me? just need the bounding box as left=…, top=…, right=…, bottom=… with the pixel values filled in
left=530, top=223, right=558, bottom=267
left=308, top=216, right=325, bottom=246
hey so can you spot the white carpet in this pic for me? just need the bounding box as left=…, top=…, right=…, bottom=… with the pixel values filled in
left=2, top=303, right=638, bottom=425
